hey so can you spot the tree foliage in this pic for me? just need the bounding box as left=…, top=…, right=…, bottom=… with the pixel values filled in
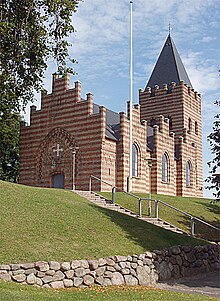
left=0, top=0, right=80, bottom=182
left=206, top=101, right=220, bottom=201
left=0, top=0, right=80, bottom=111
left=0, top=109, right=20, bottom=182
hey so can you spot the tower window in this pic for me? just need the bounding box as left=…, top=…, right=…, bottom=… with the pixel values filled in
left=186, top=161, right=192, bottom=187
left=188, top=118, right=192, bottom=132
left=195, top=121, right=198, bottom=135
left=162, top=153, right=169, bottom=182
left=132, top=144, right=138, bottom=177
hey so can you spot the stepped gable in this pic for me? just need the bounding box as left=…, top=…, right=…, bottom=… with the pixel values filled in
left=145, top=34, right=193, bottom=90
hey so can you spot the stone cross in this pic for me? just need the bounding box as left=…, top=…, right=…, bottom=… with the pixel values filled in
left=53, top=144, right=63, bottom=157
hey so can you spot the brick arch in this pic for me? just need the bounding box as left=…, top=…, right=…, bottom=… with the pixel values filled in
left=36, top=128, right=79, bottom=187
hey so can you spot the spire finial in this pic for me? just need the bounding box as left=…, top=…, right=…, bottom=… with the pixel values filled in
left=169, top=22, right=172, bottom=35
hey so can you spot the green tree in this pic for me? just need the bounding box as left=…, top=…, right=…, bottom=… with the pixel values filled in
left=0, top=107, right=20, bottom=182
left=0, top=0, right=80, bottom=181
left=206, top=101, right=220, bottom=201
left=0, top=0, right=80, bottom=111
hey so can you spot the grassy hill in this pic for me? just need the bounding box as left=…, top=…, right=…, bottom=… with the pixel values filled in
left=99, top=192, right=220, bottom=241
left=0, top=180, right=209, bottom=264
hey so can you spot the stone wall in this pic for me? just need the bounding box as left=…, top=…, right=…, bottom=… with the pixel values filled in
left=0, top=245, right=218, bottom=289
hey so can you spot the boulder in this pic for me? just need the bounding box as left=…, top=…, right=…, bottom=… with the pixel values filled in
left=111, top=272, right=124, bottom=285
left=124, top=275, right=138, bottom=286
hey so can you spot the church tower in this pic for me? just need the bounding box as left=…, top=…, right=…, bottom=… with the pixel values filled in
left=139, top=35, right=203, bottom=197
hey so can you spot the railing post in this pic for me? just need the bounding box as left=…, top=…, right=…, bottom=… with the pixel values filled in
left=138, top=198, right=142, bottom=217
left=148, top=200, right=152, bottom=217
left=112, top=187, right=115, bottom=204
left=190, top=216, right=195, bottom=237
left=155, top=200, right=159, bottom=218
left=89, top=176, right=92, bottom=192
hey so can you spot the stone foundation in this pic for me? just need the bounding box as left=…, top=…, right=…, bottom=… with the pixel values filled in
left=0, top=245, right=219, bottom=289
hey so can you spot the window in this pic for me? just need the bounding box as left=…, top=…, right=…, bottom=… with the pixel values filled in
left=195, top=121, right=198, bottom=135
left=186, top=161, right=192, bottom=187
left=132, top=144, right=138, bottom=177
left=162, top=153, right=168, bottom=182
left=188, top=118, right=192, bottom=132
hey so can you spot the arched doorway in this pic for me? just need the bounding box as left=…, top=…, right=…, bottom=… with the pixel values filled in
left=52, top=174, right=64, bottom=189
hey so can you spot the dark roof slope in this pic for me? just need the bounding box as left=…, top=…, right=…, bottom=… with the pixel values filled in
left=93, top=104, right=120, bottom=141
left=145, top=34, right=193, bottom=90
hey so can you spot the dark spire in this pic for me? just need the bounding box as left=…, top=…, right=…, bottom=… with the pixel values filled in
left=145, top=35, right=193, bottom=90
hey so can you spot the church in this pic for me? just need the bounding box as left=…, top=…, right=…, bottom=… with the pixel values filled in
left=19, top=34, right=203, bottom=197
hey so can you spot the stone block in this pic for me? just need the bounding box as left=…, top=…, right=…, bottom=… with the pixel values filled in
left=10, top=264, right=21, bottom=271
left=63, top=279, right=73, bottom=287
left=105, top=258, right=115, bottom=266
left=49, top=261, right=60, bottom=271
left=95, top=266, right=106, bottom=277
left=24, top=268, right=37, bottom=275
left=61, top=262, right=71, bottom=271
left=103, top=278, right=112, bottom=286
left=71, top=260, right=81, bottom=269
left=171, top=246, right=181, bottom=255
left=65, top=270, right=75, bottom=279
left=42, top=275, right=53, bottom=284
left=95, top=276, right=104, bottom=285
left=12, top=274, right=26, bottom=283
left=80, top=260, right=89, bottom=269
left=0, top=265, right=10, bottom=270
left=98, top=258, right=107, bottom=266
left=121, top=268, right=130, bottom=275
left=35, top=261, right=49, bottom=272
left=124, top=275, right=138, bottom=286
left=26, top=274, right=36, bottom=285
left=21, top=263, right=35, bottom=269
left=73, top=277, right=83, bottom=287
left=115, top=256, right=127, bottom=262
left=75, top=268, right=86, bottom=277
left=12, top=269, right=25, bottom=275
left=136, top=266, right=151, bottom=286
left=0, top=273, right=11, bottom=281
left=50, top=281, right=64, bottom=289
left=111, top=272, right=125, bottom=285
left=157, top=261, right=171, bottom=281
left=36, top=277, right=43, bottom=286
left=88, top=260, right=99, bottom=270
left=137, top=260, right=144, bottom=266
left=53, top=271, right=65, bottom=281
left=45, top=270, right=55, bottom=276
left=83, top=274, right=94, bottom=286
left=37, top=271, right=45, bottom=278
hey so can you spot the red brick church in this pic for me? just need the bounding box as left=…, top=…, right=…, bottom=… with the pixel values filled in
left=19, top=34, right=203, bottom=197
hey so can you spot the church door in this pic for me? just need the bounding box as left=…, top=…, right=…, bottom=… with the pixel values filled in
left=52, top=174, right=64, bottom=189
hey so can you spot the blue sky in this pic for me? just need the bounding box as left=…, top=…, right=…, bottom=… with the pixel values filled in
left=26, top=0, right=220, bottom=198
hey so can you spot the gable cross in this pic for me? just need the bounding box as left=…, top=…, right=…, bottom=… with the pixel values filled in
left=53, top=144, right=63, bottom=157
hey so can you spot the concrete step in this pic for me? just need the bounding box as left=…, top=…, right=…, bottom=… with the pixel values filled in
left=74, top=190, right=186, bottom=235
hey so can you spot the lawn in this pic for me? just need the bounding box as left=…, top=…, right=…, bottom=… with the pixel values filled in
left=0, top=280, right=218, bottom=301
left=0, top=180, right=207, bottom=264
left=99, top=192, right=220, bottom=240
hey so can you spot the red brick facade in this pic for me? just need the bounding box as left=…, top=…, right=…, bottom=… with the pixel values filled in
left=19, top=74, right=203, bottom=197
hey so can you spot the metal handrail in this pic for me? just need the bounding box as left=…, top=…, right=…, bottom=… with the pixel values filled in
left=89, top=175, right=220, bottom=237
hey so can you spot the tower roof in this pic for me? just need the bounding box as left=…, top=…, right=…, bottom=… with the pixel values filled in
left=145, top=34, right=193, bottom=90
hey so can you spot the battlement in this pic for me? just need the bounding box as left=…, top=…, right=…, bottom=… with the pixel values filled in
left=140, top=80, right=200, bottom=101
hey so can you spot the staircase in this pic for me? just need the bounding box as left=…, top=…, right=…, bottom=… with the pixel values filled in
left=74, top=190, right=187, bottom=235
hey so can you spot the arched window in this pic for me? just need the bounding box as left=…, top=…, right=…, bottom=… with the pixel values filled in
left=186, top=161, right=192, bottom=187
left=162, top=153, right=168, bottom=182
left=195, top=121, right=198, bottom=135
left=132, top=144, right=138, bottom=177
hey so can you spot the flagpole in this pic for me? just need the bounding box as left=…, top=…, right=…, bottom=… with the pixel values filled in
left=129, top=0, right=133, bottom=192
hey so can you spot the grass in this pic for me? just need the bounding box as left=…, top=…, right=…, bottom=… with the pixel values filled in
left=0, top=180, right=207, bottom=264
left=99, top=192, right=220, bottom=240
left=0, top=280, right=219, bottom=301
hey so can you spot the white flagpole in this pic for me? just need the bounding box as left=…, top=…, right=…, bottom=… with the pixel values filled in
left=129, top=0, right=133, bottom=192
